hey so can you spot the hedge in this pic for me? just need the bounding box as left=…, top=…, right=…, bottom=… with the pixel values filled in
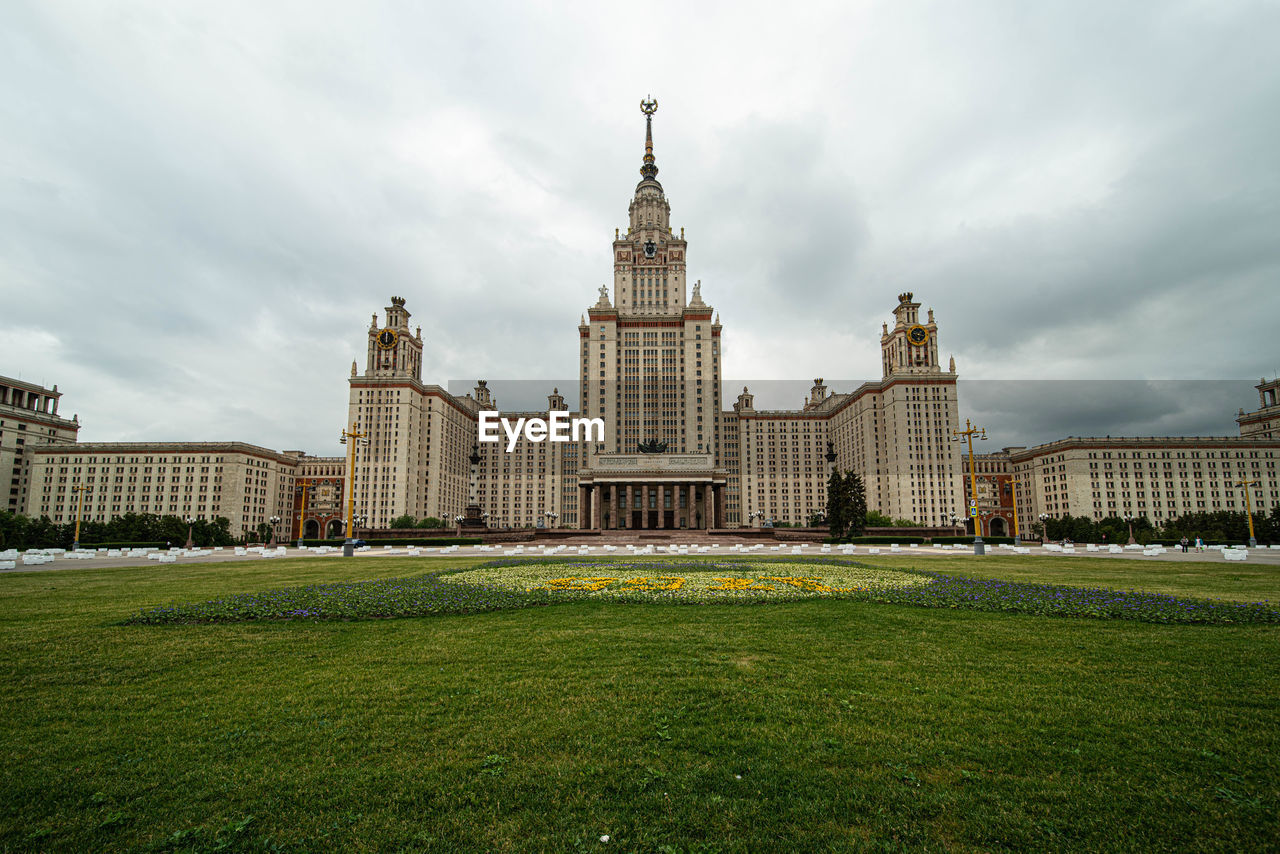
left=825, top=536, right=928, bottom=545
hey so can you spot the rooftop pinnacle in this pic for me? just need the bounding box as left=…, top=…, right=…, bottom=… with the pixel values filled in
left=640, top=96, right=659, bottom=182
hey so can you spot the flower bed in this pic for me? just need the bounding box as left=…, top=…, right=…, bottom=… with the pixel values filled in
left=448, top=560, right=926, bottom=600
left=124, top=558, right=1280, bottom=625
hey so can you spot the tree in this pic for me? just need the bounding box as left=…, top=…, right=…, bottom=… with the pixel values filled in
left=417, top=517, right=445, bottom=529
left=847, top=473, right=868, bottom=537
left=865, top=509, right=892, bottom=528
left=826, top=470, right=867, bottom=540
left=826, top=470, right=847, bottom=538
left=389, top=514, right=418, bottom=529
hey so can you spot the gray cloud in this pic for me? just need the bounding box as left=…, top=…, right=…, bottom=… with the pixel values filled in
left=2, top=1, right=1276, bottom=456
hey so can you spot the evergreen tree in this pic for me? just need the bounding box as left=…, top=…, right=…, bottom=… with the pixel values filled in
left=826, top=470, right=847, bottom=538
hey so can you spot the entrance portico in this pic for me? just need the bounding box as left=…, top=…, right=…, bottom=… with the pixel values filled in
left=578, top=453, right=729, bottom=530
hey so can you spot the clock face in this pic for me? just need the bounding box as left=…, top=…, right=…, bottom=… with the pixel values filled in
left=907, top=325, right=929, bottom=346
left=377, top=328, right=398, bottom=350
left=643, top=240, right=656, bottom=259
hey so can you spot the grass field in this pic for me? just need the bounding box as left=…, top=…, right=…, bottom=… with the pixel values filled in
left=2, top=556, right=1278, bottom=852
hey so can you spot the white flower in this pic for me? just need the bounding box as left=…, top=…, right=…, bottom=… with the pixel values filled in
left=600, top=835, right=610, bottom=843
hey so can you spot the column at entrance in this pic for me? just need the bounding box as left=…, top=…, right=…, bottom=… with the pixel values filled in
left=579, top=485, right=589, bottom=530
left=657, top=484, right=666, bottom=529
left=591, top=486, right=602, bottom=530
left=714, top=484, right=725, bottom=530
left=686, top=484, right=695, bottom=529
left=611, top=484, right=620, bottom=531
left=641, top=484, right=650, bottom=529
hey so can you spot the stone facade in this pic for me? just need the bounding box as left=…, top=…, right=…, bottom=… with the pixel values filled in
left=1007, top=436, right=1279, bottom=524
left=25, top=442, right=302, bottom=536
left=1, top=376, right=80, bottom=515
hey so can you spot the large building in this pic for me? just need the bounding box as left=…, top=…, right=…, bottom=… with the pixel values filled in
left=346, top=103, right=963, bottom=530
left=12, top=107, right=1280, bottom=537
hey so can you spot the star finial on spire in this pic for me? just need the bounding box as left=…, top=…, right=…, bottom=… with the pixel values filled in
left=639, top=96, right=659, bottom=181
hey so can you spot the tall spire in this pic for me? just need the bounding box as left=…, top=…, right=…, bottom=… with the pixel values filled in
left=639, top=96, right=659, bottom=182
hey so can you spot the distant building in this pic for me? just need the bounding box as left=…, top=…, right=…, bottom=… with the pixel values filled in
left=1008, top=436, right=1277, bottom=524
left=961, top=451, right=1018, bottom=537
left=26, top=442, right=301, bottom=536
left=1238, top=377, right=1280, bottom=440
left=1, top=376, right=79, bottom=515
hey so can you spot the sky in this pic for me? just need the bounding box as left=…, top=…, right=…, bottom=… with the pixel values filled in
left=3, top=0, right=1278, bottom=456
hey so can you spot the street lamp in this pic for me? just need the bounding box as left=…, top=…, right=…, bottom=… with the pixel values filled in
left=545, top=510, right=559, bottom=530
left=70, top=481, right=88, bottom=551
left=454, top=514, right=464, bottom=535
left=1038, top=513, right=1050, bottom=545
left=184, top=516, right=195, bottom=550
left=295, top=479, right=312, bottom=548
left=1235, top=479, right=1259, bottom=547
left=339, top=426, right=370, bottom=555
left=269, top=515, right=281, bottom=546
left=1124, top=513, right=1136, bottom=546
left=952, top=419, right=988, bottom=555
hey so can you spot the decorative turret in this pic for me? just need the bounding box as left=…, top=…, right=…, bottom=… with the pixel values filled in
left=548, top=387, right=566, bottom=411
left=806, top=378, right=829, bottom=410
left=473, top=379, right=494, bottom=409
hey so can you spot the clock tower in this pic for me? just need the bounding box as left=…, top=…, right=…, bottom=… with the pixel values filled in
left=881, top=292, right=944, bottom=378
left=365, top=296, right=423, bottom=380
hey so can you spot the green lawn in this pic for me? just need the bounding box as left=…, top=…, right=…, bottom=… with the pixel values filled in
left=2, top=557, right=1278, bottom=853
left=861, top=553, right=1280, bottom=603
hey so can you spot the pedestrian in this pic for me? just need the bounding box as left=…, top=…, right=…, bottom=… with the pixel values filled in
left=1195, top=536, right=1203, bottom=552
left=1180, top=536, right=1188, bottom=553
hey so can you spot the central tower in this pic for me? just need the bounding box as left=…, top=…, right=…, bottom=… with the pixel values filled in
left=580, top=98, right=723, bottom=460
left=611, top=97, right=690, bottom=315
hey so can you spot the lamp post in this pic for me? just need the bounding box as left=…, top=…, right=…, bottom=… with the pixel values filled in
left=184, top=516, right=195, bottom=550
left=1235, top=479, right=1259, bottom=547
left=295, top=479, right=312, bottom=548
left=952, top=419, right=988, bottom=555
left=1010, top=479, right=1022, bottom=545
left=339, top=426, right=369, bottom=556
left=544, top=510, right=558, bottom=530
left=1038, top=513, right=1050, bottom=545
left=454, top=514, right=464, bottom=535
left=354, top=514, right=368, bottom=538
left=70, top=481, right=88, bottom=551
left=268, top=515, right=281, bottom=546
left=1124, top=513, right=1136, bottom=546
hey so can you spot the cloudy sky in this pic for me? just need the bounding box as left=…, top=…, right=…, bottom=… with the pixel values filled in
left=3, top=0, right=1277, bottom=456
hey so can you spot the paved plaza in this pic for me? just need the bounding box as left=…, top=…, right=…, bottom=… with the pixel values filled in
left=5, top=541, right=1280, bottom=573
